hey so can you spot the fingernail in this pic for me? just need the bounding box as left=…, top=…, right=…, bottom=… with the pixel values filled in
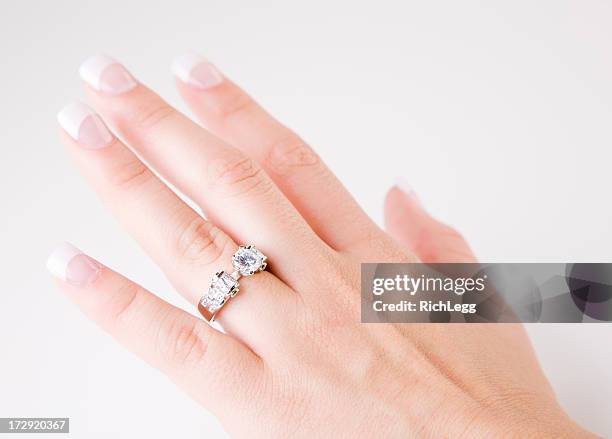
left=172, top=54, right=223, bottom=89
left=57, top=102, right=113, bottom=149
left=394, top=177, right=421, bottom=205
left=79, top=55, right=137, bottom=95
left=47, top=243, right=102, bottom=287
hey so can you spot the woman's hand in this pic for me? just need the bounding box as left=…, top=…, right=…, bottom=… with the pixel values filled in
left=48, top=55, right=593, bottom=438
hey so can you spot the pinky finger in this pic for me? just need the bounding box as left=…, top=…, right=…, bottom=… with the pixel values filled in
left=46, top=242, right=262, bottom=417
left=384, top=182, right=477, bottom=263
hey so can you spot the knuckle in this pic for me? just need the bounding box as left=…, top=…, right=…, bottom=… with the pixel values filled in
left=325, top=278, right=361, bottom=322
left=102, top=280, right=142, bottom=328
left=308, top=259, right=361, bottom=326
left=264, top=135, right=320, bottom=175
left=156, top=314, right=210, bottom=367
left=207, top=153, right=270, bottom=198
left=108, top=159, right=150, bottom=190
left=174, top=215, right=228, bottom=266
left=213, top=90, right=255, bottom=122
left=132, top=101, right=176, bottom=130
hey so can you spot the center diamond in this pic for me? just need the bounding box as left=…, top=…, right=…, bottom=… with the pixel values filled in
left=232, top=246, right=266, bottom=276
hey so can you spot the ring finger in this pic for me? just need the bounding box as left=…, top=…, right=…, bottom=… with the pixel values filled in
left=56, top=101, right=298, bottom=355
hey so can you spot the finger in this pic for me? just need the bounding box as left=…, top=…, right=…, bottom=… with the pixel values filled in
left=56, top=102, right=297, bottom=355
left=46, top=243, right=262, bottom=418
left=171, top=54, right=384, bottom=254
left=384, top=182, right=477, bottom=263
left=78, top=55, right=328, bottom=291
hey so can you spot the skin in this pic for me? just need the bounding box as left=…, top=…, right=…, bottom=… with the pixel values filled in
left=52, top=58, right=597, bottom=438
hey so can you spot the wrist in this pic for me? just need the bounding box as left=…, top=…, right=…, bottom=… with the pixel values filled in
left=457, top=399, right=598, bottom=439
left=496, top=411, right=597, bottom=438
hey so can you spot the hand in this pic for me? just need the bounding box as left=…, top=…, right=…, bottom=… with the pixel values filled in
left=49, top=54, right=594, bottom=438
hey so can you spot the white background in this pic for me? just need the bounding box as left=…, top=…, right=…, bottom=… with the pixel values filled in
left=1, top=1, right=611, bottom=437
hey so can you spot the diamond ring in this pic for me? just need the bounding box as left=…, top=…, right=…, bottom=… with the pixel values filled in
left=198, top=245, right=268, bottom=322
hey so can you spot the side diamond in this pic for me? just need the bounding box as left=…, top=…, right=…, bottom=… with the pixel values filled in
left=201, top=271, right=237, bottom=312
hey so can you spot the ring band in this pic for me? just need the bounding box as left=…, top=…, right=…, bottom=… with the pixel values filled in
left=198, top=245, right=267, bottom=322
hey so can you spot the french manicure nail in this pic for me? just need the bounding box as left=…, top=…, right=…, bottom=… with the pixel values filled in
left=172, top=54, right=223, bottom=89
left=79, top=55, right=137, bottom=95
left=46, top=243, right=101, bottom=287
left=57, top=102, right=113, bottom=149
left=394, top=177, right=421, bottom=205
